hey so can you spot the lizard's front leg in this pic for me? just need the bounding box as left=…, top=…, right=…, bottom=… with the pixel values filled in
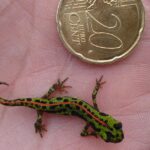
left=34, top=111, right=47, bottom=137
left=81, top=123, right=98, bottom=138
left=92, top=76, right=106, bottom=111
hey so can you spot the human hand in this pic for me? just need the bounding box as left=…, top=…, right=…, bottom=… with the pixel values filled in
left=0, top=0, right=149, bottom=150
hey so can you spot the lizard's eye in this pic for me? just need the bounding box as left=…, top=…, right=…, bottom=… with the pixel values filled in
left=114, top=123, right=122, bottom=129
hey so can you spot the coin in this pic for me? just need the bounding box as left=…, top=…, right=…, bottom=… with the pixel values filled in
left=57, top=0, right=145, bottom=64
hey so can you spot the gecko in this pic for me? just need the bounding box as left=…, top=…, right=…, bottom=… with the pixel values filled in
left=0, top=76, right=124, bottom=143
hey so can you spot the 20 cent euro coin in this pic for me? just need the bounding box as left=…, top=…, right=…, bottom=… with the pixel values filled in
left=57, top=0, right=145, bottom=64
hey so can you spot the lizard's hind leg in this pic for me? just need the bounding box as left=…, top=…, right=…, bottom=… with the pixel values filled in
left=42, top=78, right=71, bottom=99
left=34, top=111, right=47, bottom=137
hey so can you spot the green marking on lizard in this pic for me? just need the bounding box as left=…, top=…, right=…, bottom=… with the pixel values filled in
left=0, top=76, right=124, bottom=143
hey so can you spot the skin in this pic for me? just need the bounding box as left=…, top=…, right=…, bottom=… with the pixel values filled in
left=0, top=0, right=149, bottom=150
left=0, top=77, right=124, bottom=143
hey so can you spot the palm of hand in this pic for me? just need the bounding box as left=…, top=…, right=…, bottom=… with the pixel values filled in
left=0, top=0, right=149, bottom=150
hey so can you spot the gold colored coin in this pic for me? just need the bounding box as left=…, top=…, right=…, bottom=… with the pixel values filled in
left=57, top=0, right=145, bottom=64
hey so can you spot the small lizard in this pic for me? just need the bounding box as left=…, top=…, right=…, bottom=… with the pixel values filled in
left=0, top=76, right=124, bottom=143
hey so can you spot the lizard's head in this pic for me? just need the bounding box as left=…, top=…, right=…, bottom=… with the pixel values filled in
left=96, top=113, right=124, bottom=143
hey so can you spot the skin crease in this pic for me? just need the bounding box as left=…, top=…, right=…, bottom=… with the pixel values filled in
left=0, top=0, right=149, bottom=150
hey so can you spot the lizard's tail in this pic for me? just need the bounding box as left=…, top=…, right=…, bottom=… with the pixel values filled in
left=0, top=98, right=26, bottom=106
left=0, top=81, right=26, bottom=106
